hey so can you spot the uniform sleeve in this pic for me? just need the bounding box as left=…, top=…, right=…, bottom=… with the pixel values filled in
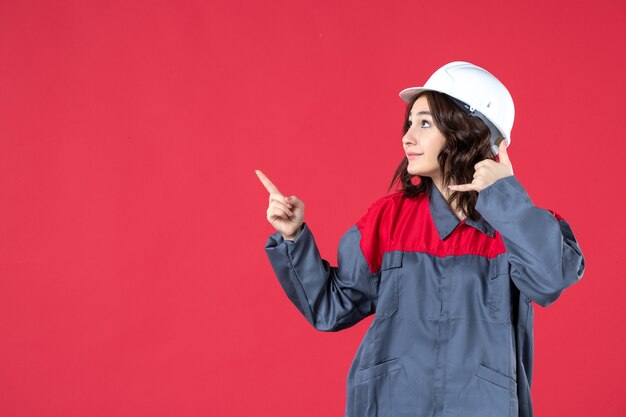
left=475, top=175, right=586, bottom=307
left=264, top=220, right=380, bottom=332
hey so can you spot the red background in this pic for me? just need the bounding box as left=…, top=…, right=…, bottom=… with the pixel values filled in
left=1, top=0, right=624, bottom=416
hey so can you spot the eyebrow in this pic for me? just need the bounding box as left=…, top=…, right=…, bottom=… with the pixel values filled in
left=409, top=111, right=432, bottom=117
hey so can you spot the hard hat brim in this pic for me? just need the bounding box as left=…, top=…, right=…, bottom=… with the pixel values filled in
left=399, top=87, right=431, bottom=104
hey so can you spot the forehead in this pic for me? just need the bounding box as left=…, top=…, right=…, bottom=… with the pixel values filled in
left=409, top=95, right=430, bottom=115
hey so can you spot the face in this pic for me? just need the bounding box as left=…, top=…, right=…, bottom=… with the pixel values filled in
left=402, top=95, right=446, bottom=180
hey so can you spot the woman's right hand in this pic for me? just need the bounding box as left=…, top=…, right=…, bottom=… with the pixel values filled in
left=255, top=169, right=305, bottom=240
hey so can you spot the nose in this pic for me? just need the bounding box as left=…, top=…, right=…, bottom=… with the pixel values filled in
left=403, top=128, right=417, bottom=146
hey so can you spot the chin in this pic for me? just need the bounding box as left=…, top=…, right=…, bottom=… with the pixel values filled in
left=407, top=167, right=424, bottom=176
left=407, top=167, right=434, bottom=178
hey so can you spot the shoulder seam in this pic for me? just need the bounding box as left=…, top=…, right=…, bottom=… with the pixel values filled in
left=356, top=192, right=402, bottom=229
left=369, top=191, right=404, bottom=209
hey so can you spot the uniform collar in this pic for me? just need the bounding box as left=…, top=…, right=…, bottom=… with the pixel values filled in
left=428, top=183, right=495, bottom=240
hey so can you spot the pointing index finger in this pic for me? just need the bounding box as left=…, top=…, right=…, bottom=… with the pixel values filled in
left=255, top=169, right=282, bottom=195
left=448, top=183, right=478, bottom=192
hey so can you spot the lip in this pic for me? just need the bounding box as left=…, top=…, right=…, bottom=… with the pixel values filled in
left=406, top=152, right=423, bottom=159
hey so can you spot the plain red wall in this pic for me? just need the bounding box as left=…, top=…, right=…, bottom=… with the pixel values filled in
left=1, top=0, right=624, bottom=416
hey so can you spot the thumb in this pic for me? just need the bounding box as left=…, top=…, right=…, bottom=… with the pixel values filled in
left=498, top=140, right=511, bottom=166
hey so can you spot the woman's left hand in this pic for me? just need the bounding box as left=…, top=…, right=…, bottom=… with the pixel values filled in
left=448, top=140, right=514, bottom=193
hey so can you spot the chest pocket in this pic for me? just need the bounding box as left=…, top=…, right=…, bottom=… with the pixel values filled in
left=375, top=251, right=402, bottom=318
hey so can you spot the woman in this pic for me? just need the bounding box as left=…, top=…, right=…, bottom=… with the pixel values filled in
left=256, top=61, right=585, bottom=417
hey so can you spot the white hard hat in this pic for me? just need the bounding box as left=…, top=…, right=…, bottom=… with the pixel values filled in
left=399, top=61, right=515, bottom=155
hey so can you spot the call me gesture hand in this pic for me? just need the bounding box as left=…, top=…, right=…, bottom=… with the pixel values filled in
left=448, top=141, right=514, bottom=193
left=255, top=169, right=305, bottom=241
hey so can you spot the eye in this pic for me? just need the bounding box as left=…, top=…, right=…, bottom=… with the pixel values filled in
left=407, top=118, right=432, bottom=128
left=407, top=118, right=431, bottom=128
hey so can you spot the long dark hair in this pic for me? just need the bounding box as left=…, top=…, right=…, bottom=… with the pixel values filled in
left=387, top=91, right=498, bottom=221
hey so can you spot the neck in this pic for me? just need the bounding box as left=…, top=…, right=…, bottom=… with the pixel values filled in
left=431, top=176, right=450, bottom=200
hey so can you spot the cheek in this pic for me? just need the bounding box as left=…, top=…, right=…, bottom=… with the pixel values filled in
left=429, top=135, right=446, bottom=155
left=423, top=137, right=444, bottom=155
